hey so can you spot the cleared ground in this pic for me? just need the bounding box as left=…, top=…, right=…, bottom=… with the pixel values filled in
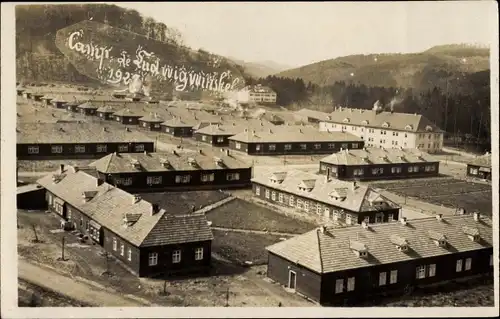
left=206, top=198, right=316, bottom=234
left=370, top=177, right=492, bottom=215
left=212, top=230, right=286, bottom=266
left=16, top=209, right=312, bottom=307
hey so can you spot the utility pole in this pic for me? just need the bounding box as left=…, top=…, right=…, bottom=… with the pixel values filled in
left=32, top=224, right=39, bottom=243
left=61, top=236, right=65, bottom=261
left=225, top=287, right=230, bottom=307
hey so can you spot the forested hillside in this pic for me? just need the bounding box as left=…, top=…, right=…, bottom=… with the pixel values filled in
left=276, top=44, right=490, bottom=92
left=15, top=4, right=244, bottom=84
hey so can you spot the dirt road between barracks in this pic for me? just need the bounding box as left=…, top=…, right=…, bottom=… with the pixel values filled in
left=18, top=259, right=155, bottom=306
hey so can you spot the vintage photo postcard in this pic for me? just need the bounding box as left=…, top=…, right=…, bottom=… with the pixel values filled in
left=1, top=1, right=499, bottom=318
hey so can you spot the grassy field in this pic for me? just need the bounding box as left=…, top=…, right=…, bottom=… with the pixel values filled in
left=371, top=177, right=492, bottom=215
left=206, top=198, right=316, bottom=234
left=212, top=230, right=286, bottom=266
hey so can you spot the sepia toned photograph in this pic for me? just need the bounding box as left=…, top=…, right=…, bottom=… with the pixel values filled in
left=1, top=1, right=498, bottom=317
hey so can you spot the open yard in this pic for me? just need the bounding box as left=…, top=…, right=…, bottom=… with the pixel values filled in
left=138, top=190, right=230, bottom=214
left=212, top=230, right=286, bottom=266
left=371, top=177, right=492, bottom=215
left=16, top=209, right=312, bottom=307
left=362, top=276, right=494, bottom=307
left=205, top=198, right=316, bottom=234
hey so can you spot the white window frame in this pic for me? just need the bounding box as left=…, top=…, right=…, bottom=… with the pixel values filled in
left=120, top=244, right=125, bottom=256
left=147, top=176, right=163, bottom=185
left=328, top=143, right=335, bottom=149
left=465, top=258, right=472, bottom=271
left=352, top=143, right=359, bottom=149
left=354, top=168, right=364, bottom=176
left=96, top=144, right=107, bottom=153
left=51, top=145, right=63, bottom=154
left=148, top=252, right=158, bottom=266
left=217, top=136, right=224, bottom=143
left=289, top=196, right=294, bottom=206
left=284, top=144, right=292, bottom=150
left=299, top=144, right=307, bottom=150
left=388, top=213, right=394, bottom=221
left=416, top=265, right=426, bottom=279
left=118, top=144, right=128, bottom=152
left=269, top=144, right=276, bottom=151
left=235, top=142, right=241, bottom=150
left=390, top=270, right=398, bottom=284
left=202, top=135, right=207, bottom=141
left=265, top=189, right=270, bottom=199
left=172, top=250, right=181, bottom=263
left=456, top=259, right=463, bottom=272
left=316, top=204, right=322, bottom=215
left=127, top=248, right=132, bottom=261
left=429, top=264, right=436, bottom=277
left=28, top=146, right=40, bottom=154
left=271, top=191, right=276, bottom=201
left=113, top=238, right=117, bottom=251
left=255, top=186, right=260, bottom=196
left=134, top=144, right=145, bottom=152
left=347, top=277, right=355, bottom=291
left=379, top=272, right=387, bottom=286
left=75, top=145, right=86, bottom=153
left=278, top=193, right=284, bottom=203
left=201, top=173, right=215, bottom=182
left=226, top=173, right=240, bottom=181
left=304, top=201, right=309, bottom=211
left=314, top=143, right=321, bottom=149
left=345, top=214, right=352, bottom=225
left=195, top=248, right=204, bottom=260
left=335, top=279, right=344, bottom=294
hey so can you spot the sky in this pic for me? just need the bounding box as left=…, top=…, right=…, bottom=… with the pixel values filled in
left=116, top=2, right=490, bottom=68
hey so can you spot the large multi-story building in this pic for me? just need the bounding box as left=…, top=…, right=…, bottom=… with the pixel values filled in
left=236, top=84, right=277, bottom=105
left=266, top=213, right=493, bottom=306
left=316, top=105, right=444, bottom=153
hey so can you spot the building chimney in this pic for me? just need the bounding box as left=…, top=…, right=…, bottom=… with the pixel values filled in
left=473, top=211, right=480, bottom=222
left=60, top=164, right=65, bottom=173
left=436, top=214, right=443, bottom=222
left=151, top=203, right=160, bottom=216
left=133, top=195, right=141, bottom=204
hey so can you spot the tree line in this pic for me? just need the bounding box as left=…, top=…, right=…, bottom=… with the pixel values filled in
left=250, top=70, right=490, bottom=143
left=16, top=4, right=185, bottom=82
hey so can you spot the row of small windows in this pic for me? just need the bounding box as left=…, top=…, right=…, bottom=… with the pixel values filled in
left=27, top=144, right=145, bottom=154
left=334, top=256, right=493, bottom=294
left=328, top=124, right=441, bottom=140
left=235, top=143, right=359, bottom=151
left=325, top=165, right=436, bottom=175
left=142, top=122, right=161, bottom=129
left=112, top=238, right=204, bottom=264
left=115, top=173, right=240, bottom=186
left=201, top=135, right=226, bottom=143
left=256, top=186, right=392, bottom=224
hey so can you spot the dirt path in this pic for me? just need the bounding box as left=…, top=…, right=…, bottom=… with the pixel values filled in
left=211, top=226, right=298, bottom=237
left=18, top=259, right=155, bottom=307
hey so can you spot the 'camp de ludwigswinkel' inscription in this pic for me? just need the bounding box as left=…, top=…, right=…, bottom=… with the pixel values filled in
left=55, top=20, right=245, bottom=93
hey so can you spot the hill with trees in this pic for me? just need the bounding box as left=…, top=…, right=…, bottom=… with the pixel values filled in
left=276, top=44, right=489, bottom=93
